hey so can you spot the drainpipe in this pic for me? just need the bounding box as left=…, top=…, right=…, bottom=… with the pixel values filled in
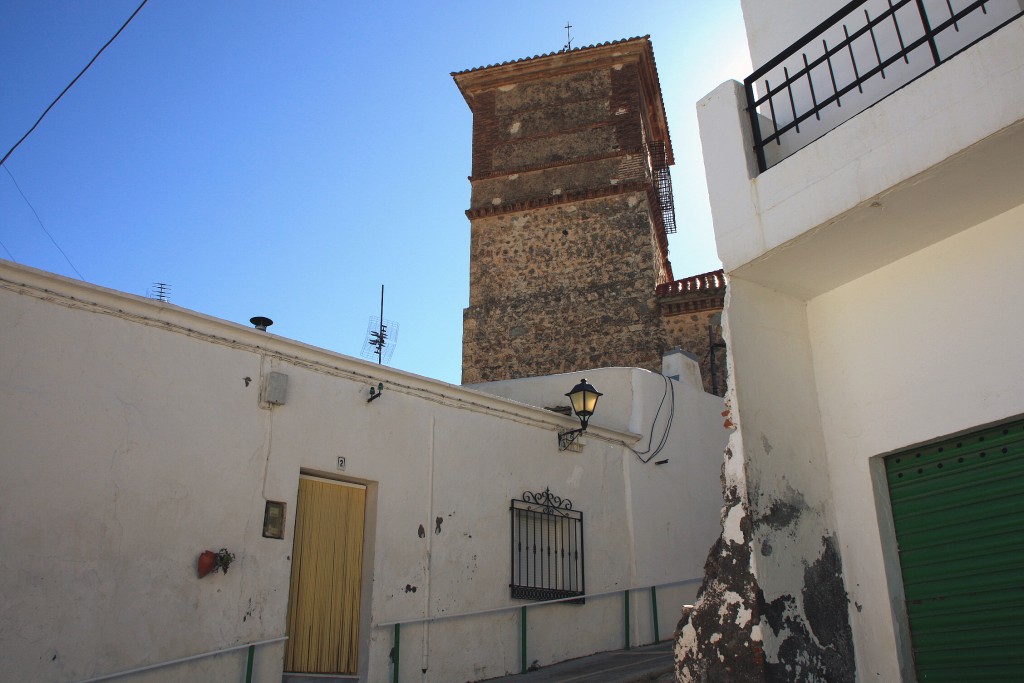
left=709, top=324, right=726, bottom=396
left=422, top=416, right=436, bottom=677
left=622, top=374, right=640, bottom=643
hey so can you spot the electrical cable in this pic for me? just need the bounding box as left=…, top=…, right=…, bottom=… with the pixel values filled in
left=0, top=238, right=15, bottom=262
left=3, top=165, right=84, bottom=279
left=0, top=0, right=149, bottom=167
left=629, top=373, right=676, bottom=463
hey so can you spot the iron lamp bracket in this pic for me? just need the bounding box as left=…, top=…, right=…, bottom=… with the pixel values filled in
left=558, top=427, right=584, bottom=451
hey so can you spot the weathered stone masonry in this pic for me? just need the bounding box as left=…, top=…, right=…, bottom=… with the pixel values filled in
left=455, top=37, right=726, bottom=387
left=464, top=193, right=668, bottom=383
left=659, top=270, right=727, bottom=395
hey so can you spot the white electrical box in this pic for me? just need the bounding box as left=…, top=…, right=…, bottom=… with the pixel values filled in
left=264, top=371, right=288, bottom=406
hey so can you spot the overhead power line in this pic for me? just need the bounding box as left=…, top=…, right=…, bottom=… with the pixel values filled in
left=0, top=0, right=149, bottom=168
left=3, top=165, right=84, bottom=279
left=0, top=239, right=15, bottom=262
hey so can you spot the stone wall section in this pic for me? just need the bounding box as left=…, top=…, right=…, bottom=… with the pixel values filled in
left=658, top=270, right=728, bottom=395
left=462, top=192, right=666, bottom=384
left=457, top=42, right=675, bottom=385
left=469, top=155, right=648, bottom=211
left=469, top=90, right=499, bottom=178
left=468, top=66, right=646, bottom=180
left=498, top=96, right=610, bottom=137
left=663, top=309, right=725, bottom=395
left=495, top=68, right=612, bottom=115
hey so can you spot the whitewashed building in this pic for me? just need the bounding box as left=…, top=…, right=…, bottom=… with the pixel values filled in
left=680, top=1, right=1024, bottom=681
left=0, top=259, right=727, bottom=682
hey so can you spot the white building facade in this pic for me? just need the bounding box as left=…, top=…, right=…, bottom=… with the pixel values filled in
left=0, top=259, right=727, bottom=682
left=680, top=1, right=1024, bottom=681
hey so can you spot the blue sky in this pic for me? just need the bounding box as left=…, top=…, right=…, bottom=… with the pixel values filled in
left=0, top=1, right=750, bottom=385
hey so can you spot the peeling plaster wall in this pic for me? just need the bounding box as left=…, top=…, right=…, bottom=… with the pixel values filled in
left=689, top=3, right=1024, bottom=681
left=685, top=185, right=1024, bottom=683
left=676, top=281, right=856, bottom=682
left=724, top=279, right=853, bottom=682
left=675, top=436, right=768, bottom=683
left=0, top=261, right=727, bottom=683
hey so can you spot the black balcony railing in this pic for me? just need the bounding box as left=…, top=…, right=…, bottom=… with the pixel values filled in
left=744, top=0, right=1024, bottom=173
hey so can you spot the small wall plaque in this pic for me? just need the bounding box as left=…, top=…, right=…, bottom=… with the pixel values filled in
left=262, top=501, right=286, bottom=539
left=337, top=456, right=347, bottom=471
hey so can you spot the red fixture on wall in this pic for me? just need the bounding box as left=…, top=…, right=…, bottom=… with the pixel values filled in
left=197, top=548, right=235, bottom=578
left=197, top=550, right=217, bottom=578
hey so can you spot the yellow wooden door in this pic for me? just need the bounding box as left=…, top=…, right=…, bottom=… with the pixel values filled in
left=284, top=476, right=366, bottom=674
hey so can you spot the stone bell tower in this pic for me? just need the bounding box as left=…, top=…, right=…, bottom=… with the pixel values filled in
left=453, top=36, right=678, bottom=385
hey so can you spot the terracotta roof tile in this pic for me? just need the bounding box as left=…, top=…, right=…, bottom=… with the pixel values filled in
left=451, top=35, right=649, bottom=76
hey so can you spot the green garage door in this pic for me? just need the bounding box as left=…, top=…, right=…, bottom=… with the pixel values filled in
left=885, top=418, right=1024, bottom=681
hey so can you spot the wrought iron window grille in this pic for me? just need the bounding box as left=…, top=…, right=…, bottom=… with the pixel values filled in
left=744, top=0, right=1024, bottom=172
left=510, top=488, right=585, bottom=603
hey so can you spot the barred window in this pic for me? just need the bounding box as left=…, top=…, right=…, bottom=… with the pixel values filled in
left=510, top=488, right=584, bottom=602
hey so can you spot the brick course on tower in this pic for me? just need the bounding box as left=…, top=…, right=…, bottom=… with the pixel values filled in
left=454, top=37, right=726, bottom=392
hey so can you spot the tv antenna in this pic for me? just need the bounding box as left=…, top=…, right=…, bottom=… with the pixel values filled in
left=361, top=284, right=399, bottom=365
left=148, top=282, right=171, bottom=302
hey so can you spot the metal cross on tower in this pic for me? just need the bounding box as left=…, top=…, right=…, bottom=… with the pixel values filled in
left=564, top=21, right=572, bottom=51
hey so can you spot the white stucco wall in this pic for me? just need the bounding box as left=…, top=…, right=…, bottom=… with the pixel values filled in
left=700, top=154, right=1024, bottom=678
left=740, top=1, right=1024, bottom=72
left=696, top=5, right=1024, bottom=680
left=710, top=203, right=1024, bottom=682
left=740, top=0, right=840, bottom=69
left=0, top=261, right=728, bottom=683
left=471, top=363, right=729, bottom=600
left=699, top=17, right=1024, bottom=288
left=715, top=277, right=849, bottom=672
left=806, top=202, right=1024, bottom=680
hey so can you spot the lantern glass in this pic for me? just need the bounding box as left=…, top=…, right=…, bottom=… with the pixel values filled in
left=566, top=379, right=602, bottom=423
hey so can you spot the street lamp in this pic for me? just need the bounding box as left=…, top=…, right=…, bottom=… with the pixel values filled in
left=558, top=378, right=602, bottom=450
